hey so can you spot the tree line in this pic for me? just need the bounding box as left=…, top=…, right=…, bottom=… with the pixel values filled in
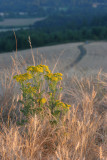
left=0, top=26, right=107, bottom=53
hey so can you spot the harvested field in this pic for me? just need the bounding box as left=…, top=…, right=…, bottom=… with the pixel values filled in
left=0, top=17, right=45, bottom=27
left=0, top=41, right=107, bottom=74
left=75, top=42, right=107, bottom=72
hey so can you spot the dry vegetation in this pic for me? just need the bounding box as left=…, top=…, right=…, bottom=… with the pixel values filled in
left=0, top=50, right=107, bottom=160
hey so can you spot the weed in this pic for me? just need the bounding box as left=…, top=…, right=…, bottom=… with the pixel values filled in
left=13, top=64, right=71, bottom=124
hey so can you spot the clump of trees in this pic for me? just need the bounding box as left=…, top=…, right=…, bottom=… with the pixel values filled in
left=0, top=26, right=107, bottom=53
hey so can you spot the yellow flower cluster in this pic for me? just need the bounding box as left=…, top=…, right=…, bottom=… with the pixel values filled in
left=40, top=65, right=50, bottom=73
left=56, top=100, right=71, bottom=109
left=41, top=98, right=47, bottom=104
left=13, top=73, right=32, bottom=82
left=37, top=98, right=47, bottom=104
left=45, top=72, right=63, bottom=82
left=24, top=86, right=36, bottom=94
left=27, top=65, right=50, bottom=73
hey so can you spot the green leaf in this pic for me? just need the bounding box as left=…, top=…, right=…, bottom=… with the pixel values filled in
left=35, top=107, right=42, bottom=112
left=17, top=119, right=28, bottom=126
left=50, top=120, right=57, bottom=125
left=18, top=100, right=24, bottom=104
left=53, top=110, right=61, bottom=116
left=20, top=105, right=31, bottom=116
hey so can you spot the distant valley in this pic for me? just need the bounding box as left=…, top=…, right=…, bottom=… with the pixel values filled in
left=0, top=0, right=107, bottom=53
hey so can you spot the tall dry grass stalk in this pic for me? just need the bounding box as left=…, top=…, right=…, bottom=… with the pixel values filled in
left=0, top=39, right=106, bottom=159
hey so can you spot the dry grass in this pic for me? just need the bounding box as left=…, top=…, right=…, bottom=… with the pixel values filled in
left=0, top=52, right=107, bottom=160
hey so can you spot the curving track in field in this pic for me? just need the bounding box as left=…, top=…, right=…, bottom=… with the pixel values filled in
left=64, top=44, right=87, bottom=70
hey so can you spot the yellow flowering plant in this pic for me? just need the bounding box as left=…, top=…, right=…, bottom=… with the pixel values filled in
left=13, top=64, right=71, bottom=124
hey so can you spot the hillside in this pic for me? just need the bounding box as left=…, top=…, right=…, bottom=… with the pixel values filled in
left=0, top=41, right=107, bottom=74
left=0, top=42, right=107, bottom=160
